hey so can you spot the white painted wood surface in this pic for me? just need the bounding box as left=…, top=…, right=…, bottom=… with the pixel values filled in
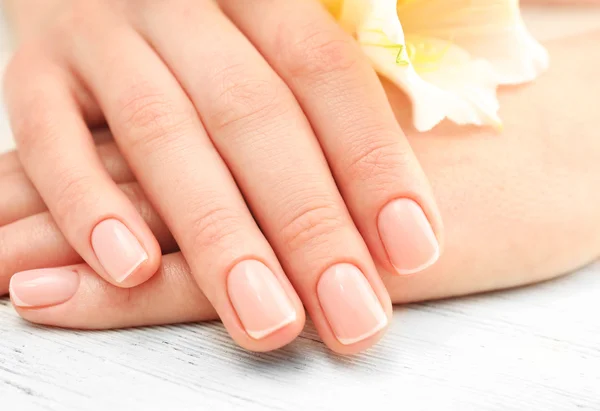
left=1, top=7, right=600, bottom=411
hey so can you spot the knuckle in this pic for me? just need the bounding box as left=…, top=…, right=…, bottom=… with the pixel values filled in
left=208, top=63, right=287, bottom=134
left=52, top=171, right=101, bottom=225
left=345, top=136, right=413, bottom=182
left=11, top=101, right=66, bottom=166
left=116, top=85, right=193, bottom=153
left=11, top=97, right=59, bottom=152
left=278, top=198, right=347, bottom=253
left=283, top=23, right=359, bottom=80
left=117, top=87, right=178, bottom=131
left=185, top=198, right=245, bottom=253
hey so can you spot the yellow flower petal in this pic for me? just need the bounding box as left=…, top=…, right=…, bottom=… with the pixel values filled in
left=397, top=0, right=549, bottom=85
left=320, top=0, right=548, bottom=131
left=320, top=0, right=344, bottom=17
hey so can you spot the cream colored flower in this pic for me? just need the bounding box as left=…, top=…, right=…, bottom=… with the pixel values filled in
left=322, top=0, right=549, bottom=131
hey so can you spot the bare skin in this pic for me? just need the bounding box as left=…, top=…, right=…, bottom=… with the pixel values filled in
left=4, top=0, right=454, bottom=354
left=1, top=30, right=599, bottom=334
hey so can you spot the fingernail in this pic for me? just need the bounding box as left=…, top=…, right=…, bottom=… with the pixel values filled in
left=228, top=260, right=297, bottom=340
left=378, top=199, right=440, bottom=275
left=91, top=219, right=148, bottom=283
left=10, top=268, right=80, bottom=308
left=318, top=264, right=387, bottom=345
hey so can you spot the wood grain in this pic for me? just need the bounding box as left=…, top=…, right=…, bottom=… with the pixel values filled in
left=1, top=263, right=599, bottom=410
left=1, top=7, right=600, bottom=411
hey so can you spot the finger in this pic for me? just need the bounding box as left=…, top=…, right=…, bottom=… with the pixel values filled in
left=0, top=129, right=118, bottom=178
left=11, top=253, right=218, bottom=329
left=94, top=141, right=136, bottom=183
left=69, top=18, right=305, bottom=351
left=0, top=141, right=135, bottom=226
left=137, top=1, right=391, bottom=354
left=221, top=0, right=442, bottom=276
left=0, top=182, right=178, bottom=295
left=0, top=171, right=42, bottom=226
left=4, top=52, right=161, bottom=288
left=0, top=150, right=21, bottom=176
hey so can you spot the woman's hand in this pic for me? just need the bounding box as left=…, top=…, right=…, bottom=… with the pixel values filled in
left=3, top=31, right=600, bottom=335
left=2, top=0, right=444, bottom=353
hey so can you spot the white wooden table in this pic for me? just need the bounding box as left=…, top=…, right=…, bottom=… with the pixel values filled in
left=1, top=7, right=600, bottom=411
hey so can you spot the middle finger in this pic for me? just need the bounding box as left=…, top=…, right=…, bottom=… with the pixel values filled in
left=222, top=0, right=443, bottom=275
left=71, top=12, right=305, bottom=351
left=136, top=1, right=391, bottom=353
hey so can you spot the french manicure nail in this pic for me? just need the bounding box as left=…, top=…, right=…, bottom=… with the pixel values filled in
left=91, top=219, right=148, bottom=283
left=228, top=260, right=297, bottom=340
left=10, top=268, right=80, bottom=308
left=378, top=199, right=440, bottom=275
left=318, top=263, right=387, bottom=345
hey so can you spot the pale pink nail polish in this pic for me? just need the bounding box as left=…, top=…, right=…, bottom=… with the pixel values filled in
left=91, top=219, right=148, bottom=283
left=378, top=199, right=440, bottom=275
left=228, top=260, right=297, bottom=340
left=10, top=268, right=80, bottom=308
left=317, top=264, right=387, bottom=345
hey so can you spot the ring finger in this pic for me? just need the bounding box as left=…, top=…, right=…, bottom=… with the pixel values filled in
left=135, top=0, right=391, bottom=353
left=220, top=0, right=443, bottom=275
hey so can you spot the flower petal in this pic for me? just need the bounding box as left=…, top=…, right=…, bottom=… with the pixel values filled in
left=320, top=0, right=344, bottom=17
left=365, top=35, right=501, bottom=131
left=322, top=0, right=547, bottom=131
left=397, top=0, right=549, bottom=85
left=353, top=0, right=502, bottom=131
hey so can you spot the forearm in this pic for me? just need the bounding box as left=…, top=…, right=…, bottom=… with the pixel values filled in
left=384, top=30, right=600, bottom=303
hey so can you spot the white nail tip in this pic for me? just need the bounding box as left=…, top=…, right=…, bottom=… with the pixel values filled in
left=337, top=316, right=388, bottom=346
left=393, top=246, right=440, bottom=276
left=9, top=278, right=32, bottom=308
left=246, top=311, right=297, bottom=340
